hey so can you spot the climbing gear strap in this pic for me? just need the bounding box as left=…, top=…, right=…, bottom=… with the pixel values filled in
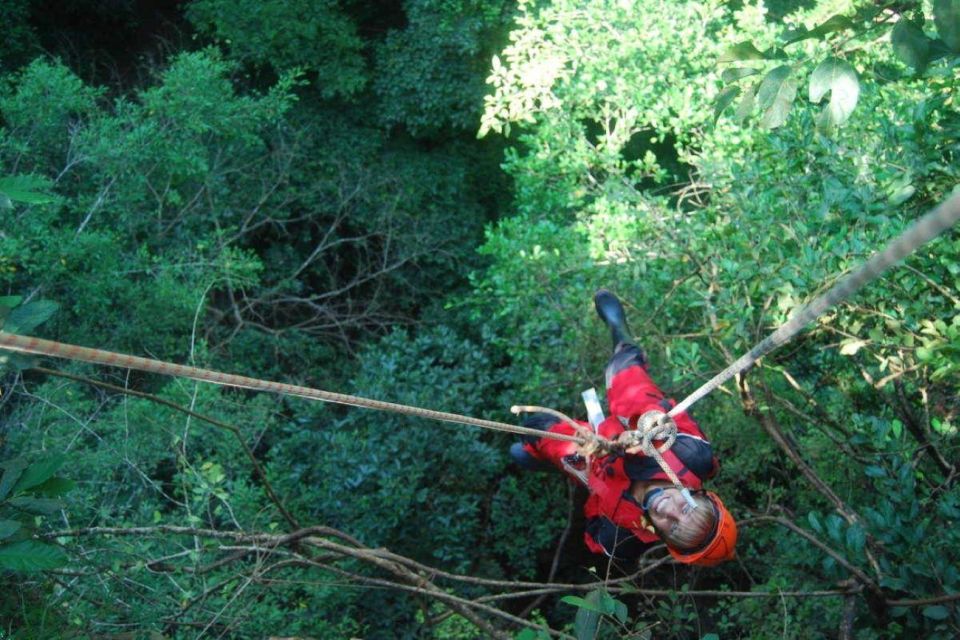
left=669, top=189, right=960, bottom=418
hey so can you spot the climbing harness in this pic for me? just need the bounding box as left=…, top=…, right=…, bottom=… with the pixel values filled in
left=0, top=190, right=958, bottom=486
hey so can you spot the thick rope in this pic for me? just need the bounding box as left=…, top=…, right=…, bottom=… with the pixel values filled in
left=1, top=191, right=956, bottom=470
left=669, top=189, right=960, bottom=418
left=0, top=332, right=587, bottom=446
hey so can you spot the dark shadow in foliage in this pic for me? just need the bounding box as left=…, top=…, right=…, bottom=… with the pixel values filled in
left=26, top=0, right=190, bottom=84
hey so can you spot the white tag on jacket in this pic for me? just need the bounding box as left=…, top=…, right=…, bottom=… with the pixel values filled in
left=581, top=387, right=605, bottom=432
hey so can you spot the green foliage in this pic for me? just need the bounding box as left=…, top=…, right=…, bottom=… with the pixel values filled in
left=186, top=0, right=367, bottom=98
left=561, top=589, right=628, bottom=640
left=0, top=454, right=73, bottom=572
left=373, top=0, right=514, bottom=134
left=715, top=0, right=960, bottom=129
left=0, top=175, right=55, bottom=209
left=1, top=0, right=958, bottom=637
left=0, top=295, right=57, bottom=374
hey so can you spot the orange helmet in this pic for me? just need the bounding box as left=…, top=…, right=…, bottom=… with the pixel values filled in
left=667, top=491, right=737, bottom=567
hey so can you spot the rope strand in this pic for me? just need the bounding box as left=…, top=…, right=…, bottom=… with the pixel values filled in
left=669, top=189, right=960, bottom=417
left=0, top=332, right=585, bottom=446
left=1, top=190, right=957, bottom=459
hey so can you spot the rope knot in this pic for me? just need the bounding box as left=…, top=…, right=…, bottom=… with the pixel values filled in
left=619, top=410, right=677, bottom=456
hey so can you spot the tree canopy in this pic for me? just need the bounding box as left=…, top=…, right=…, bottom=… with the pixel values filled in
left=1, top=0, right=958, bottom=638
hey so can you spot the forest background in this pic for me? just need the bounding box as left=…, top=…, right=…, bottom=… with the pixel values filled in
left=0, top=0, right=958, bottom=638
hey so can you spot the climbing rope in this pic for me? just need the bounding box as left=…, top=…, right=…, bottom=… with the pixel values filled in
left=0, top=190, right=957, bottom=473
left=0, top=332, right=591, bottom=447
left=668, top=189, right=960, bottom=418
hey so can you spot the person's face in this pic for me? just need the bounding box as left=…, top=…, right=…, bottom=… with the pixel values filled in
left=646, top=488, right=694, bottom=537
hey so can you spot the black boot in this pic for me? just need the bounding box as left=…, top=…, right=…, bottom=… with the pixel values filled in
left=594, top=288, right=632, bottom=349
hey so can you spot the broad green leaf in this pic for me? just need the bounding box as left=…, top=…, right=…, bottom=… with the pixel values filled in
left=756, top=66, right=797, bottom=129
left=597, top=590, right=618, bottom=615
left=0, top=459, right=27, bottom=502
left=13, top=455, right=67, bottom=494
left=0, top=298, right=20, bottom=331
left=721, top=67, right=760, bottom=83
left=934, top=0, right=960, bottom=51
left=826, top=514, right=843, bottom=541
left=845, top=524, right=865, bottom=554
left=714, top=86, right=741, bottom=124
left=719, top=41, right=768, bottom=62
left=864, top=465, right=887, bottom=478
left=561, top=595, right=604, bottom=614
left=612, top=600, right=628, bottom=624
left=922, top=605, right=950, bottom=620
left=0, top=520, right=21, bottom=540
left=0, top=540, right=67, bottom=571
left=807, top=511, right=823, bottom=533
left=7, top=496, right=63, bottom=515
left=0, top=194, right=11, bottom=210
left=0, top=175, right=55, bottom=205
left=31, top=476, right=76, bottom=498
left=573, top=591, right=602, bottom=640
left=892, top=19, right=931, bottom=70
left=809, top=58, right=859, bottom=129
left=2, top=300, right=59, bottom=334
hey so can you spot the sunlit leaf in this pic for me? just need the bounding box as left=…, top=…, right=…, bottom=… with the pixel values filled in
left=720, top=41, right=768, bottom=62
left=721, top=67, right=760, bottom=84
left=809, top=58, right=859, bottom=129
left=734, top=83, right=757, bottom=121
left=756, top=65, right=797, bottom=129
left=839, top=338, right=867, bottom=355
left=714, top=85, right=741, bottom=124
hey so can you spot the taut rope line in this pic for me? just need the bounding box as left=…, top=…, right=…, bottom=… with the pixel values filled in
left=0, top=191, right=957, bottom=462
left=0, top=332, right=590, bottom=447
left=668, top=189, right=960, bottom=418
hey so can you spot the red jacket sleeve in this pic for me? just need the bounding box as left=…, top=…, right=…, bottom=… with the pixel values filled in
left=607, top=365, right=707, bottom=438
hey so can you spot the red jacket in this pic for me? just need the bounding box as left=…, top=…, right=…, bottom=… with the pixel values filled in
left=528, top=365, right=718, bottom=554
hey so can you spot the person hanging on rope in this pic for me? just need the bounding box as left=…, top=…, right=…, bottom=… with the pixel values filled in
left=510, top=289, right=737, bottom=566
